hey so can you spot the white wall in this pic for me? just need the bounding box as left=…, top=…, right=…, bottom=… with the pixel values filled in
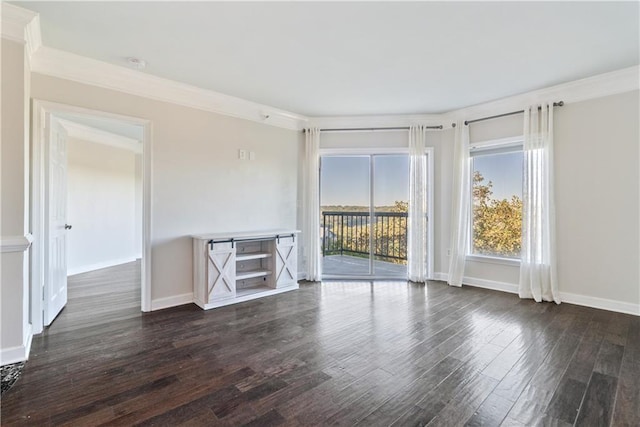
left=438, top=91, right=640, bottom=313
left=0, top=39, right=32, bottom=365
left=31, top=73, right=299, bottom=305
left=66, top=137, right=138, bottom=275
left=554, top=91, right=639, bottom=307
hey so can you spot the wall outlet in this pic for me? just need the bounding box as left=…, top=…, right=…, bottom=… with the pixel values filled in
left=447, top=249, right=451, bottom=256
left=238, top=149, right=247, bottom=160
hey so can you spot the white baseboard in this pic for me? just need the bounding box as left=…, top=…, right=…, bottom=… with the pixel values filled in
left=559, top=292, right=640, bottom=316
left=462, top=276, right=519, bottom=294
left=433, top=271, right=638, bottom=316
left=431, top=272, right=448, bottom=282
left=67, top=256, right=138, bottom=276
left=431, top=272, right=518, bottom=294
left=1, top=324, right=32, bottom=366
left=151, top=292, right=193, bottom=311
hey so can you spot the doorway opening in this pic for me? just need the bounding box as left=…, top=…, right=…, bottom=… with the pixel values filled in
left=31, top=100, right=151, bottom=333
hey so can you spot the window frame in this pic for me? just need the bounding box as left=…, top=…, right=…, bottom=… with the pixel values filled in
left=467, top=136, right=524, bottom=265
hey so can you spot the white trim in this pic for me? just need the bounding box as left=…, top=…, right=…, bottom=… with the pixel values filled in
left=0, top=234, right=33, bottom=253
left=432, top=272, right=448, bottom=282
left=58, top=119, right=142, bottom=153
left=309, top=114, right=445, bottom=130
left=141, top=120, right=153, bottom=312
left=195, top=285, right=299, bottom=310
left=466, top=254, right=520, bottom=267
left=559, top=292, right=640, bottom=316
left=426, top=147, right=435, bottom=281
left=31, top=46, right=307, bottom=131
left=0, top=345, right=29, bottom=366
left=320, top=147, right=410, bottom=156
left=433, top=272, right=639, bottom=316
left=24, top=14, right=42, bottom=59
left=31, top=100, right=153, bottom=334
left=444, top=66, right=640, bottom=124
left=0, top=324, right=32, bottom=366
left=150, top=293, right=194, bottom=311
left=1, top=4, right=36, bottom=44
left=7, top=3, right=637, bottom=131
left=1, top=4, right=41, bottom=60
left=462, top=276, right=519, bottom=294
left=67, top=256, right=139, bottom=277
left=469, top=136, right=524, bottom=151
left=433, top=272, right=519, bottom=293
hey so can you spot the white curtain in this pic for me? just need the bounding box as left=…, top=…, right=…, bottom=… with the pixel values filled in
left=519, top=104, right=560, bottom=303
left=408, top=126, right=428, bottom=282
left=447, top=122, right=470, bottom=287
left=303, top=128, right=322, bottom=281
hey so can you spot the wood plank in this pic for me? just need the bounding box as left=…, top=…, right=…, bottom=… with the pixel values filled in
left=575, top=372, right=617, bottom=426
left=1, top=262, right=637, bottom=426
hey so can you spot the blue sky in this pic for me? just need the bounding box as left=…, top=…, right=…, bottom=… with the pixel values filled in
left=472, top=152, right=523, bottom=201
left=321, top=155, right=409, bottom=206
left=320, top=152, right=522, bottom=207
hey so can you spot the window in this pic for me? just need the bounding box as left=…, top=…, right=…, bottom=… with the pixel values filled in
left=470, top=142, right=523, bottom=259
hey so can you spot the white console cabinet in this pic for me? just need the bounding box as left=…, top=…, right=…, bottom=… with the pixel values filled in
left=192, top=230, right=299, bottom=309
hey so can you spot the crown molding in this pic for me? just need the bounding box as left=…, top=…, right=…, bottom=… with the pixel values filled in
left=57, top=119, right=142, bottom=154
left=1, top=3, right=41, bottom=61
left=307, top=66, right=638, bottom=131
left=31, top=46, right=308, bottom=131
left=443, top=65, right=640, bottom=123
left=17, top=0, right=637, bottom=132
left=307, top=113, right=447, bottom=130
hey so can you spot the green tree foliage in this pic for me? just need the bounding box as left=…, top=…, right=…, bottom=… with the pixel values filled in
left=472, top=171, right=522, bottom=257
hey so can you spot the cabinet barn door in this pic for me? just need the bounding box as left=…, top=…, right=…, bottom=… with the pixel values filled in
left=275, top=236, right=297, bottom=288
left=207, top=242, right=236, bottom=301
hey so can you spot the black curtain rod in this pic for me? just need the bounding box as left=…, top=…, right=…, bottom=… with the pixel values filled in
left=464, top=101, right=564, bottom=126
left=304, top=125, right=443, bottom=132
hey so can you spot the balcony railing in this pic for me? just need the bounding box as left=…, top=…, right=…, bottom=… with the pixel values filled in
left=322, top=211, right=408, bottom=264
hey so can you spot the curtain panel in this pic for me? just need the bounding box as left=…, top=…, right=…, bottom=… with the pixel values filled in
left=519, top=104, right=560, bottom=303
left=408, top=126, right=428, bottom=282
left=303, top=128, right=321, bottom=281
left=448, top=122, right=470, bottom=287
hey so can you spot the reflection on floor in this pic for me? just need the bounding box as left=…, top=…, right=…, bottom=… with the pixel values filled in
left=2, top=263, right=639, bottom=426
left=322, top=254, right=407, bottom=277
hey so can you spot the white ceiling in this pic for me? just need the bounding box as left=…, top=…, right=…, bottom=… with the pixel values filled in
left=14, top=1, right=640, bottom=116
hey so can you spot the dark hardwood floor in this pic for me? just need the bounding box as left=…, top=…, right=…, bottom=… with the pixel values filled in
left=2, top=263, right=639, bottom=426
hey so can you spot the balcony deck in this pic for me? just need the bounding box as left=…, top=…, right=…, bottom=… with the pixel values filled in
left=322, top=254, right=407, bottom=278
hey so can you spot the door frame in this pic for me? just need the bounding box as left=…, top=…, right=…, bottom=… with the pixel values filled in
left=318, top=147, right=434, bottom=280
left=31, top=99, right=153, bottom=334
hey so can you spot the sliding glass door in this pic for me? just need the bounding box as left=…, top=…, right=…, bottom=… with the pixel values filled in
left=320, top=154, right=409, bottom=278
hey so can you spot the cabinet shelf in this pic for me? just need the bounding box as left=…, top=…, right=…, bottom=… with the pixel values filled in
left=236, top=252, right=272, bottom=261
left=236, top=269, right=271, bottom=281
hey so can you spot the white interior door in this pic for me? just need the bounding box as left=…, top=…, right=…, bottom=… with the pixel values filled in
left=44, top=116, right=69, bottom=325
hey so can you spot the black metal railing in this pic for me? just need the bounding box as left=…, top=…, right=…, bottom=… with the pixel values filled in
left=322, top=211, right=408, bottom=264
